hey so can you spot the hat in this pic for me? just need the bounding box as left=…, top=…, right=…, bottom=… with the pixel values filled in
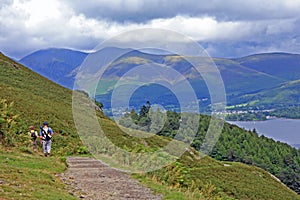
left=43, top=121, right=48, bottom=125
left=29, top=126, right=34, bottom=130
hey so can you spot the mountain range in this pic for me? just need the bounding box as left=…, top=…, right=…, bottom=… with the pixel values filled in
left=19, top=48, right=300, bottom=116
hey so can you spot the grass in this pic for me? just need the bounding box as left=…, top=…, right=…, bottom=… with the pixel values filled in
left=132, top=173, right=212, bottom=200
left=134, top=152, right=300, bottom=200
left=0, top=148, right=77, bottom=200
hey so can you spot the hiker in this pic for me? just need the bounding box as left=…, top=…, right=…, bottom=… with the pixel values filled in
left=39, top=122, right=54, bottom=157
left=29, top=125, right=38, bottom=151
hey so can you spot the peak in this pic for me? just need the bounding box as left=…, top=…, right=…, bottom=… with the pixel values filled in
left=236, top=52, right=300, bottom=60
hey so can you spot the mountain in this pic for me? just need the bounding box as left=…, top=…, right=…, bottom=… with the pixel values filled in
left=19, top=48, right=300, bottom=116
left=94, top=51, right=292, bottom=112
left=235, top=52, right=300, bottom=81
left=237, top=79, right=300, bottom=108
left=2, top=52, right=300, bottom=199
left=19, top=48, right=88, bottom=88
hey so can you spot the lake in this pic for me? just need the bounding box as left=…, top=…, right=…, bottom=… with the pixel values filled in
left=227, top=118, right=300, bottom=148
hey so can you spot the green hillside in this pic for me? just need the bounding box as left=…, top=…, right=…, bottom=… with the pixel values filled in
left=139, top=152, right=299, bottom=200
left=0, top=52, right=86, bottom=199
left=0, top=52, right=83, bottom=155
left=120, top=107, right=300, bottom=195
left=240, top=79, right=300, bottom=106
left=228, top=79, right=300, bottom=118
left=1, top=52, right=300, bottom=199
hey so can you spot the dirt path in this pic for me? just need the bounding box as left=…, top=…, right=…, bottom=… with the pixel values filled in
left=60, top=157, right=162, bottom=200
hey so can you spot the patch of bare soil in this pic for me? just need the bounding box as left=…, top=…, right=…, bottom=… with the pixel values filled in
left=60, top=157, right=162, bottom=200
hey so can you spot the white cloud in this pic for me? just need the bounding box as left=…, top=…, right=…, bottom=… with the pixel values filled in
left=149, top=16, right=244, bottom=41
left=0, top=0, right=300, bottom=58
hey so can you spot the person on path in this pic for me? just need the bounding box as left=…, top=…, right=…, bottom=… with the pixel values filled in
left=39, top=122, right=53, bottom=157
left=29, top=125, right=38, bottom=151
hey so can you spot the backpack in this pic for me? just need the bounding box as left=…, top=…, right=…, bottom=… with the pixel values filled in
left=30, top=131, right=37, bottom=140
left=40, top=126, right=52, bottom=141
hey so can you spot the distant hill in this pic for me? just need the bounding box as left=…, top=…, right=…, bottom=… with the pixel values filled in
left=237, top=79, right=300, bottom=107
left=19, top=48, right=88, bottom=88
left=235, top=52, right=300, bottom=81
left=94, top=51, right=294, bottom=112
left=19, top=48, right=300, bottom=116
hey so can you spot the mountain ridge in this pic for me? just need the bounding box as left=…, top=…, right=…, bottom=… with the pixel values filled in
left=19, top=48, right=300, bottom=117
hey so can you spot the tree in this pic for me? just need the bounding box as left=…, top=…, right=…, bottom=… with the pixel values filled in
left=149, top=108, right=165, bottom=134
left=130, top=109, right=138, bottom=123
left=95, top=100, right=103, bottom=111
left=137, top=101, right=152, bottom=129
left=139, top=101, right=151, bottom=119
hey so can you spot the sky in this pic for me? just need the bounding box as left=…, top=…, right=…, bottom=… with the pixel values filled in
left=1, top=0, right=300, bottom=59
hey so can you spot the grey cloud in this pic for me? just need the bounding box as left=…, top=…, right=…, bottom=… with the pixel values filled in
left=204, top=29, right=300, bottom=58
left=1, top=0, right=300, bottom=59
left=65, top=0, right=300, bottom=23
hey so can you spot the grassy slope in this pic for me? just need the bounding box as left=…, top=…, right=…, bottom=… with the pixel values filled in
left=0, top=148, right=77, bottom=200
left=134, top=151, right=300, bottom=200
left=0, top=52, right=83, bottom=155
left=0, top=52, right=299, bottom=199
left=100, top=123, right=300, bottom=199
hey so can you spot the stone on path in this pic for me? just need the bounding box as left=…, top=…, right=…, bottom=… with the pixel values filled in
left=60, top=157, right=162, bottom=200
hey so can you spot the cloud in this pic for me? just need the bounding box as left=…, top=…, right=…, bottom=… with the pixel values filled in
left=65, top=0, right=300, bottom=22
left=0, top=0, right=99, bottom=58
left=0, top=0, right=300, bottom=59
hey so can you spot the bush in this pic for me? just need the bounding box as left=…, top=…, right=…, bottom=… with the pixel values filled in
left=76, top=145, right=89, bottom=154
left=0, top=99, right=19, bottom=146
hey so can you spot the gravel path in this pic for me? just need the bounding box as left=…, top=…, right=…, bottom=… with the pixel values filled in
left=60, top=157, right=162, bottom=200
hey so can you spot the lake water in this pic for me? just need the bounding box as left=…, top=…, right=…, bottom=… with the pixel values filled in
left=227, top=118, right=300, bottom=148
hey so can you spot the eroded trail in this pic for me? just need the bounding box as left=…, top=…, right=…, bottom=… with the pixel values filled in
left=60, top=157, right=162, bottom=200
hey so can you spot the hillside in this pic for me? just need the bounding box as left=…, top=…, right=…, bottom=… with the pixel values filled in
left=237, top=79, right=300, bottom=107
left=228, top=79, right=300, bottom=118
left=1, top=52, right=300, bottom=199
left=0, top=52, right=85, bottom=155
left=119, top=107, right=300, bottom=195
